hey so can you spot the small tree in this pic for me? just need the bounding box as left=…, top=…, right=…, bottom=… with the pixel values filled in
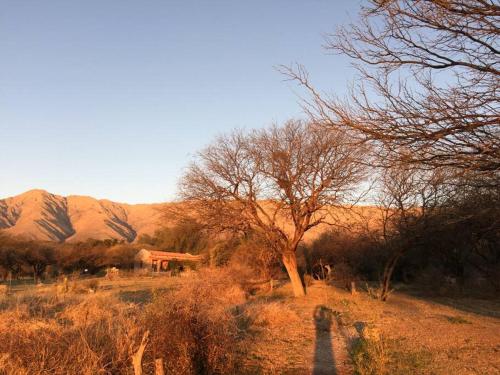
left=21, top=242, right=55, bottom=283
left=0, top=234, right=23, bottom=280
left=376, top=163, right=449, bottom=300
left=179, top=120, right=367, bottom=296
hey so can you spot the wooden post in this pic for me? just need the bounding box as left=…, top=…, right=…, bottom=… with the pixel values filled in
left=132, top=330, right=149, bottom=375
left=155, top=358, right=165, bottom=375
left=351, top=281, right=357, bottom=296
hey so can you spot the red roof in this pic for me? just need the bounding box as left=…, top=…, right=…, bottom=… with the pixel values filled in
left=144, top=249, right=203, bottom=261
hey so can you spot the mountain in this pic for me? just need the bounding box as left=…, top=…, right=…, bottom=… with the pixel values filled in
left=0, top=190, right=165, bottom=242
left=0, top=189, right=382, bottom=243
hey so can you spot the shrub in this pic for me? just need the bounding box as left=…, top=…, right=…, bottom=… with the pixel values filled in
left=142, top=268, right=247, bottom=374
left=351, top=336, right=387, bottom=375
left=331, top=262, right=357, bottom=290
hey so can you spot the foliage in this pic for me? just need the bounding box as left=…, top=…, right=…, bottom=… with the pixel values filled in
left=351, top=336, right=387, bottom=375
left=0, top=293, right=138, bottom=374
left=138, top=221, right=209, bottom=255
left=228, top=230, right=282, bottom=281
left=0, top=235, right=139, bottom=280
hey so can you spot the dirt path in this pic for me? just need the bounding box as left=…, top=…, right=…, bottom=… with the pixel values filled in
left=290, top=283, right=353, bottom=375
left=243, top=282, right=353, bottom=374
left=243, top=282, right=500, bottom=374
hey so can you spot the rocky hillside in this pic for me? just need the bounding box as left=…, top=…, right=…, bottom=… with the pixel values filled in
left=0, top=190, right=164, bottom=242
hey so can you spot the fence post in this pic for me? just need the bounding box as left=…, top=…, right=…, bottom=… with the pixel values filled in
left=351, top=281, right=357, bottom=295
left=155, top=358, right=165, bottom=375
left=132, top=330, right=149, bottom=375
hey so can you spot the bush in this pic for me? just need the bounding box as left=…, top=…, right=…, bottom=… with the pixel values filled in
left=302, top=229, right=381, bottom=283
left=138, top=221, right=209, bottom=255
left=142, top=268, right=247, bottom=374
left=228, top=232, right=282, bottom=281
left=351, top=336, right=387, bottom=375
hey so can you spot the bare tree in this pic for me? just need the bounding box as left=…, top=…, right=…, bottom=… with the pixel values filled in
left=179, top=120, right=367, bottom=296
left=283, top=0, right=499, bottom=174
left=375, top=163, right=450, bottom=300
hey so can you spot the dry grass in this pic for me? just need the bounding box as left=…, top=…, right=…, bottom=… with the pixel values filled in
left=323, top=286, right=500, bottom=375
left=0, top=269, right=251, bottom=375
left=0, top=292, right=138, bottom=374
left=246, top=300, right=301, bottom=330
left=0, top=272, right=498, bottom=375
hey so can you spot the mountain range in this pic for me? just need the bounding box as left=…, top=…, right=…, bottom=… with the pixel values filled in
left=0, top=190, right=164, bottom=242
left=0, top=189, right=381, bottom=243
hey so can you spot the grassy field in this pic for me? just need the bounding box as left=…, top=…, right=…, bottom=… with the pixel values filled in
left=0, top=272, right=499, bottom=374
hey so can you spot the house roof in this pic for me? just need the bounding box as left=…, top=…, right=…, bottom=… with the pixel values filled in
left=137, top=249, right=203, bottom=262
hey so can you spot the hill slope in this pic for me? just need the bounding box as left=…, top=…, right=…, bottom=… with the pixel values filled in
left=0, top=190, right=381, bottom=243
left=0, top=190, right=164, bottom=242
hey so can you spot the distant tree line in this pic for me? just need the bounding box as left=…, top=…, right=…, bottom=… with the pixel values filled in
left=0, top=222, right=217, bottom=282
left=0, top=234, right=137, bottom=282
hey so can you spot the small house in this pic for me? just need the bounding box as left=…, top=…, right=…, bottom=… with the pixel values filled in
left=134, top=249, right=203, bottom=273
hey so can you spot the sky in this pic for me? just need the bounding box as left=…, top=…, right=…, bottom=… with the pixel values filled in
left=1, top=0, right=363, bottom=203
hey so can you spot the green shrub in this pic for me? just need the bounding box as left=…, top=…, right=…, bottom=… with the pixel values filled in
left=445, top=315, right=471, bottom=324
left=351, top=336, right=387, bottom=375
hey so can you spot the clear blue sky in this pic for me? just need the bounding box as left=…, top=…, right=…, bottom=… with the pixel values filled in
left=1, top=0, right=362, bottom=203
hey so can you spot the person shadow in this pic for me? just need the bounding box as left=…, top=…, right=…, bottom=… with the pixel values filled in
left=313, top=305, right=336, bottom=375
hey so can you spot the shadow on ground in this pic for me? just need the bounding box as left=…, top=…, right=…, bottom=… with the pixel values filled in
left=118, top=289, right=153, bottom=304
left=401, top=289, right=500, bottom=318
left=313, top=305, right=336, bottom=375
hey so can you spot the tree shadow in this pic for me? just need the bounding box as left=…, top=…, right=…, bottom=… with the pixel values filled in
left=313, top=305, right=336, bottom=375
left=399, top=289, right=500, bottom=318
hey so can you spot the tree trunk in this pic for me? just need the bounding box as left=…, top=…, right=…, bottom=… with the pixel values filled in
left=380, top=252, right=402, bottom=301
left=282, top=252, right=305, bottom=297
left=33, top=264, right=46, bottom=284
